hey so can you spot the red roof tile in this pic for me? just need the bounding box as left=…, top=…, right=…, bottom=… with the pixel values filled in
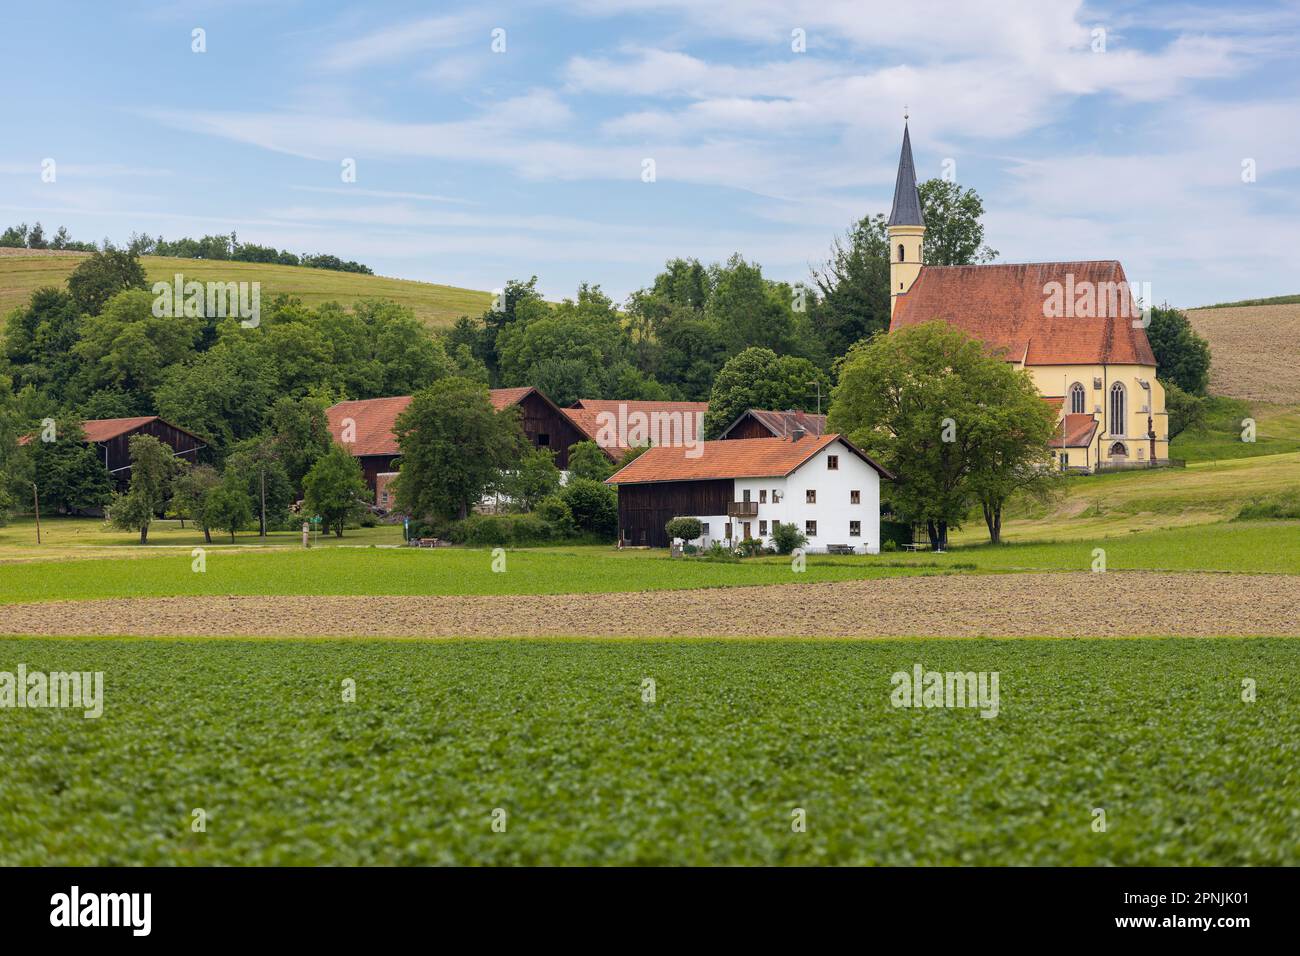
left=19, top=416, right=200, bottom=446
left=564, top=399, right=709, bottom=459
left=606, top=434, right=891, bottom=484
left=326, top=389, right=534, bottom=457
left=1051, top=413, right=1099, bottom=448
left=890, top=261, right=1156, bottom=367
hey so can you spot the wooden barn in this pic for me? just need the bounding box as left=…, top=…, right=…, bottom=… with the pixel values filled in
left=77, top=417, right=205, bottom=489
left=326, top=387, right=587, bottom=498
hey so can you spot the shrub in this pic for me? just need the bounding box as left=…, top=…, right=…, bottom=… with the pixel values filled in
left=535, top=495, right=575, bottom=537
left=737, top=537, right=765, bottom=557
left=1235, top=492, right=1300, bottom=521
left=881, top=520, right=913, bottom=550
left=560, top=478, right=618, bottom=539
left=881, top=540, right=900, bottom=553
left=770, top=521, right=807, bottom=555
left=665, top=516, right=702, bottom=541
left=444, top=513, right=555, bottom=546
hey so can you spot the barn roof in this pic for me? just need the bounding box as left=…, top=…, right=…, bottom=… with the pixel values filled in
left=719, top=408, right=827, bottom=440
left=326, top=388, right=538, bottom=457
left=18, top=416, right=204, bottom=447
left=890, top=260, right=1156, bottom=367
left=606, top=434, right=892, bottom=484
left=563, top=398, right=710, bottom=460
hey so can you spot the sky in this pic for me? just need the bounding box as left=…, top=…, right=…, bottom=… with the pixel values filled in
left=2, top=0, right=1298, bottom=308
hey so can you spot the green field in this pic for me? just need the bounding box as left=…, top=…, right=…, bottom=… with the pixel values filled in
left=1, top=636, right=1293, bottom=865
left=1, top=521, right=1297, bottom=605
left=1170, top=398, right=1300, bottom=462
left=0, top=252, right=491, bottom=329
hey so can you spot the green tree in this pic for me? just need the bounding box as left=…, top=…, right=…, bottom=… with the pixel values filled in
left=665, top=516, right=702, bottom=541
left=917, top=179, right=999, bottom=265
left=1146, top=306, right=1211, bottom=396
left=109, top=434, right=180, bottom=544
left=67, top=249, right=150, bottom=314
left=1164, top=382, right=1207, bottom=440
left=567, top=441, right=616, bottom=482
left=830, top=321, right=1053, bottom=548
left=73, top=289, right=202, bottom=405
left=202, top=475, right=254, bottom=543
left=303, top=443, right=369, bottom=537
left=225, top=436, right=294, bottom=534
left=393, top=378, right=527, bottom=521
left=810, top=213, right=891, bottom=356
left=154, top=333, right=278, bottom=453
left=501, top=448, right=561, bottom=512
left=707, top=254, right=802, bottom=358
left=25, top=421, right=113, bottom=515
left=266, top=396, right=332, bottom=491
left=704, top=347, right=826, bottom=437
left=2, top=287, right=83, bottom=396
left=172, top=463, right=221, bottom=542
left=559, top=478, right=617, bottom=539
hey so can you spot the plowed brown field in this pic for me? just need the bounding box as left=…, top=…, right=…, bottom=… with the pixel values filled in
left=2, top=572, right=1296, bottom=637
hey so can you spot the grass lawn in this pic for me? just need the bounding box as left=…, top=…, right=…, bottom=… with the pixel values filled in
left=978, top=449, right=1300, bottom=541
left=1, top=636, right=1293, bottom=865
left=1171, top=398, right=1300, bottom=463
left=0, top=253, right=491, bottom=329
left=0, top=521, right=1295, bottom=605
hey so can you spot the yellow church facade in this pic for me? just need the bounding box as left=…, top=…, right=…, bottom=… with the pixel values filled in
left=884, top=123, right=1170, bottom=471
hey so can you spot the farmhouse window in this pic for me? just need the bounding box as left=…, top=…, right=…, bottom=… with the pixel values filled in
left=827, top=455, right=839, bottom=470
left=725, top=522, right=732, bottom=539
left=759, top=520, right=767, bottom=535
left=806, top=489, right=816, bottom=504
left=805, top=520, right=817, bottom=537
left=759, top=490, right=767, bottom=504
left=849, top=521, right=861, bottom=537
left=743, top=489, right=751, bottom=502
left=537, top=433, right=549, bottom=446
left=701, top=523, right=710, bottom=536
left=850, top=490, right=860, bottom=505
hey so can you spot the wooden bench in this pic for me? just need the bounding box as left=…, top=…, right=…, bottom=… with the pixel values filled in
left=826, top=544, right=856, bottom=555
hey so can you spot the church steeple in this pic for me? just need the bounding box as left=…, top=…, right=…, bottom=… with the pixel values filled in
left=888, top=116, right=926, bottom=316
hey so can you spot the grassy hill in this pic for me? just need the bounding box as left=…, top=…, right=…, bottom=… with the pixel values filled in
left=0, top=249, right=491, bottom=329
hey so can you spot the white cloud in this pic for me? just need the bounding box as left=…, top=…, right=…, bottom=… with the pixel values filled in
left=320, top=13, right=485, bottom=71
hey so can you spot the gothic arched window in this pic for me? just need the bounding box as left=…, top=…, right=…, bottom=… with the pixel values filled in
left=1069, top=382, right=1086, bottom=414
left=1110, top=382, right=1126, bottom=436
left=898, top=243, right=905, bottom=263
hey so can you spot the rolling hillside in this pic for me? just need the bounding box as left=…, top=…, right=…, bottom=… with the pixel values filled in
left=0, top=249, right=491, bottom=328
left=1186, top=302, right=1300, bottom=404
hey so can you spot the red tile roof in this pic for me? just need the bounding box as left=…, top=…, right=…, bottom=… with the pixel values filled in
left=326, top=389, right=534, bottom=457
left=1051, top=413, right=1099, bottom=448
left=719, top=408, right=827, bottom=439
left=564, top=399, right=710, bottom=459
left=19, top=416, right=202, bottom=446
left=606, top=434, right=891, bottom=484
left=890, top=261, right=1156, bottom=367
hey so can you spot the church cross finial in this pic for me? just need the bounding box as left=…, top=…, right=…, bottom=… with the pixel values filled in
left=904, top=105, right=909, bottom=122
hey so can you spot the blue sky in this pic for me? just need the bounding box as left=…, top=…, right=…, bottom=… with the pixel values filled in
left=2, top=0, right=1298, bottom=307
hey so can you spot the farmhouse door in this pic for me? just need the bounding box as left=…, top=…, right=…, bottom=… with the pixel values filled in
left=743, top=522, right=752, bottom=540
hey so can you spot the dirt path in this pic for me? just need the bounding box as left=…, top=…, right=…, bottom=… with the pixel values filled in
left=1, top=572, right=1297, bottom=638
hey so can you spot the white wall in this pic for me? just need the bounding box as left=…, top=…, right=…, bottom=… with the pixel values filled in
left=687, top=440, right=881, bottom=554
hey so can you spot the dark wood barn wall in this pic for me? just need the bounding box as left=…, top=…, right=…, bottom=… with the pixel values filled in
left=616, top=479, right=732, bottom=548
left=99, top=421, right=204, bottom=488
left=721, top=416, right=776, bottom=440
left=514, top=392, right=585, bottom=469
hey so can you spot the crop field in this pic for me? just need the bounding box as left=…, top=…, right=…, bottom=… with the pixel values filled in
left=1186, top=303, right=1300, bottom=404
left=0, top=251, right=491, bottom=329
left=1, top=636, right=1294, bottom=866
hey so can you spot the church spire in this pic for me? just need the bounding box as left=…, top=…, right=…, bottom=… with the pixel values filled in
left=887, top=118, right=926, bottom=317
left=888, top=120, right=924, bottom=227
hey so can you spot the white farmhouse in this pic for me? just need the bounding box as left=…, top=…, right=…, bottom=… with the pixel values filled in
left=606, top=431, right=893, bottom=554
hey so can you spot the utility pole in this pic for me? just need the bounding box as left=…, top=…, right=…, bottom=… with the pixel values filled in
left=31, top=482, right=41, bottom=545
left=808, top=381, right=822, bottom=417
left=259, top=464, right=267, bottom=537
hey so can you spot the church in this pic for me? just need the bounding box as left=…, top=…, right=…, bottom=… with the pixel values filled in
left=885, top=123, right=1169, bottom=471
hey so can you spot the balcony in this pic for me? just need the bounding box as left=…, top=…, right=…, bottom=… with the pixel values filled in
left=727, top=501, right=759, bottom=517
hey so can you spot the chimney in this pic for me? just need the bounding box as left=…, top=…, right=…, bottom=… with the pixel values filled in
left=791, top=425, right=806, bottom=442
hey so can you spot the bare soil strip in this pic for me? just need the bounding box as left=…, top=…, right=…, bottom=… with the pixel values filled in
left=1, top=572, right=1297, bottom=638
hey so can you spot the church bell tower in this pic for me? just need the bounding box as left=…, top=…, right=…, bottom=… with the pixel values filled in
left=888, top=117, right=925, bottom=317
